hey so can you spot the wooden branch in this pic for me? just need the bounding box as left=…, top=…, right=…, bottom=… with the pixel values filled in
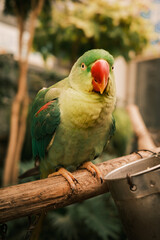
left=126, top=104, right=156, bottom=150
left=0, top=150, right=158, bottom=223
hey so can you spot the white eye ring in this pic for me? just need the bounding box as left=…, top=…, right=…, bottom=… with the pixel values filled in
left=81, top=63, right=87, bottom=70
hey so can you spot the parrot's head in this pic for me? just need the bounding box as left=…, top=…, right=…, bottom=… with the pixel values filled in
left=69, top=49, right=115, bottom=97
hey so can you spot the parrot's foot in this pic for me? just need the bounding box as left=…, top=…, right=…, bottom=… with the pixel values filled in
left=80, top=161, right=103, bottom=183
left=48, top=167, right=78, bottom=192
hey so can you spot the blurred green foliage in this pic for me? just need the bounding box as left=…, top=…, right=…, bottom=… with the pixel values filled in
left=38, top=193, right=126, bottom=240
left=108, top=108, right=133, bottom=156
left=0, top=54, right=18, bottom=105
left=33, top=0, right=151, bottom=62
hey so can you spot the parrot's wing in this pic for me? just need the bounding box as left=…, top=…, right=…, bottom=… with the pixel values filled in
left=30, top=78, right=69, bottom=160
left=31, top=98, right=60, bottom=160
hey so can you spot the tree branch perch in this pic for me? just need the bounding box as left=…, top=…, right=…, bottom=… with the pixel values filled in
left=0, top=150, right=159, bottom=223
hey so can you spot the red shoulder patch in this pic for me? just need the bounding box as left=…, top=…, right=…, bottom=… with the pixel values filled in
left=35, top=100, right=54, bottom=117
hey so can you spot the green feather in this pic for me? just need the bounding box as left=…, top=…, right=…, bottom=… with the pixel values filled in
left=31, top=99, right=60, bottom=159
left=76, top=49, right=114, bottom=67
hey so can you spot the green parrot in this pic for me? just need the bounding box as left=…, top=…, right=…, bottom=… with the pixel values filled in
left=31, top=49, right=116, bottom=188
left=26, top=49, right=116, bottom=240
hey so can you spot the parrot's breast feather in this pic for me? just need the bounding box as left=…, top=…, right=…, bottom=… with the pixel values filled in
left=59, top=89, right=115, bottom=128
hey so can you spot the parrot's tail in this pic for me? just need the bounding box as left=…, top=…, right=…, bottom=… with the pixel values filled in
left=25, top=212, right=46, bottom=240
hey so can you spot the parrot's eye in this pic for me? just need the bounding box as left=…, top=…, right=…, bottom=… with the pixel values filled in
left=81, top=63, right=87, bottom=70
left=111, top=66, right=114, bottom=71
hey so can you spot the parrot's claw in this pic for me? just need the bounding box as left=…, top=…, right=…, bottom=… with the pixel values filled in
left=80, top=161, right=103, bottom=183
left=48, top=167, right=78, bottom=192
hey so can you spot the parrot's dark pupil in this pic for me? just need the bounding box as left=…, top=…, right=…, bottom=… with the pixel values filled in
left=81, top=63, right=86, bottom=69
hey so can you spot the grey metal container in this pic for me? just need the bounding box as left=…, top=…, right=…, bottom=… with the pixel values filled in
left=105, top=155, right=160, bottom=240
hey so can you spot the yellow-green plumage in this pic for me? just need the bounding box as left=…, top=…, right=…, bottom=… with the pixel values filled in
left=31, top=49, right=116, bottom=178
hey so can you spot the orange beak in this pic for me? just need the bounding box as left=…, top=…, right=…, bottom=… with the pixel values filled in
left=91, top=59, right=110, bottom=94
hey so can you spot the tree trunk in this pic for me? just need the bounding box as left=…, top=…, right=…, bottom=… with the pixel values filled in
left=3, top=0, right=44, bottom=186
left=3, top=61, right=28, bottom=186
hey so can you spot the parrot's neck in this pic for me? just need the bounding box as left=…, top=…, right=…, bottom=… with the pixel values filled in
left=59, top=88, right=115, bottom=128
